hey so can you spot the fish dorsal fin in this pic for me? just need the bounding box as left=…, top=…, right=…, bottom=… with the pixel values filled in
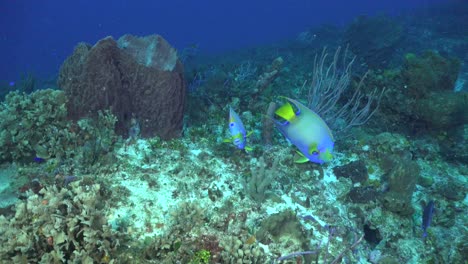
left=275, top=102, right=297, bottom=122
left=229, top=107, right=236, bottom=124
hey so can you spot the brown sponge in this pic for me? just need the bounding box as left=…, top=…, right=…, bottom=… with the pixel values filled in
left=58, top=34, right=186, bottom=139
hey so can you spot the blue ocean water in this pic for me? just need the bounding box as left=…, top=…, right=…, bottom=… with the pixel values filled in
left=0, top=0, right=449, bottom=80
left=0, top=0, right=467, bottom=263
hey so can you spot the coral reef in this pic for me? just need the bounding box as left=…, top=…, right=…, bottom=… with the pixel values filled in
left=366, top=51, right=466, bottom=156
left=219, top=236, right=267, bottom=263
left=1, top=5, right=468, bottom=263
left=345, top=15, right=403, bottom=69
left=413, top=92, right=467, bottom=128
left=0, top=89, right=119, bottom=173
left=243, top=156, right=281, bottom=202
left=348, top=186, right=380, bottom=204
left=251, top=56, right=283, bottom=102
left=333, top=160, right=368, bottom=184
left=0, top=182, right=126, bottom=263
left=0, top=89, right=68, bottom=162
left=256, top=210, right=309, bottom=249
left=0, top=164, right=18, bottom=213
left=58, top=34, right=186, bottom=139
left=402, top=51, right=461, bottom=96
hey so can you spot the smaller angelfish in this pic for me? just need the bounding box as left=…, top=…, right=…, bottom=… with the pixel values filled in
left=224, top=107, right=252, bottom=151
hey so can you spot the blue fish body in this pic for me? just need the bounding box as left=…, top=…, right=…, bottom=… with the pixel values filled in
left=422, top=200, right=435, bottom=237
left=227, top=107, right=248, bottom=150
left=34, top=157, right=46, bottom=163
left=273, top=97, right=334, bottom=164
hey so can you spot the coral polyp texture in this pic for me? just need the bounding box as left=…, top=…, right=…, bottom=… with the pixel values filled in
left=58, top=34, right=186, bottom=139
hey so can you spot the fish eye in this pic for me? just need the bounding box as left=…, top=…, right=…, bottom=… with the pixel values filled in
left=230, top=123, right=235, bottom=127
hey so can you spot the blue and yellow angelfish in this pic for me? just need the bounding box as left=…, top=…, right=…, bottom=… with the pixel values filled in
left=273, top=97, right=334, bottom=164
left=224, top=107, right=252, bottom=151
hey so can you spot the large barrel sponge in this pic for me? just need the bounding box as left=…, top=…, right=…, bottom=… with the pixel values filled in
left=58, top=34, right=186, bottom=139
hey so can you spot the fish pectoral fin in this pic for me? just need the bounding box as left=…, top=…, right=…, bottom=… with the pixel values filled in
left=294, top=150, right=309, bottom=163
left=320, top=149, right=333, bottom=162
left=308, top=142, right=319, bottom=155
left=233, top=132, right=243, bottom=140
left=295, top=156, right=310, bottom=163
